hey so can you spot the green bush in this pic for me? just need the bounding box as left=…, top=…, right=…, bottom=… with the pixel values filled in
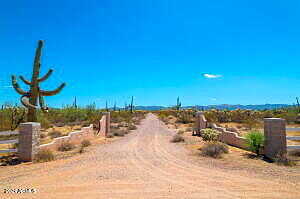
left=245, top=131, right=264, bottom=156
left=81, top=139, right=91, bottom=147
left=58, top=142, right=75, bottom=151
left=34, top=149, right=55, bottom=163
left=201, top=128, right=220, bottom=142
left=170, top=134, right=185, bottom=143
left=201, top=142, right=229, bottom=158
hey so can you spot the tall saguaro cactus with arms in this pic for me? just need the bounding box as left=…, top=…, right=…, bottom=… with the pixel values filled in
left=11, top=40, right=66, bottom=122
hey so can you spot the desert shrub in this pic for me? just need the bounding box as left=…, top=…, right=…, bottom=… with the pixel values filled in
left=200, top=128, right=220, bottom=142
left=0, top=105, right=26, bottom=131
left=170, top=134, right=185, bottom=143
left=245, top=131, right=264, bottom=156
left=117, top=123, right=123, bottom=128
left=177, top=130, right=184, bottom=135
left=113, top=130, right=126, bottom=137
left=128, top=124, right=137, bottom=130
left=201, top=142, right=229, bottom=158
left=79, top=146, right=85, bottom=154
left=106, top=134, right=114, bottom=138
left=288, top=150, right=300, bottom=157
left=243, top=118, right=260, bottom=130
left=34, top=149, right=55, bottom=162
left=185, top=127, right=192, bottom=132
left=37, top=114, right=52, bottom=129
left=176, top=111, right=194, bottom=124
left=58, top=142, right=75, bottom=151
left=81, top=139, right=91, bottom=147
left=48, top=130, right=62, bottom=139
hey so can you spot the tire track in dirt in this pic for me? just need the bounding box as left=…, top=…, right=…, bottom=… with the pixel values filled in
left=1, top=113, right=299, bottom=199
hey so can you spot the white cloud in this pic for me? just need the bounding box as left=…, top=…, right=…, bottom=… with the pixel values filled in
left=210, top=98, right=217, bottom=101
left=202, top=73, right=222, bottom=79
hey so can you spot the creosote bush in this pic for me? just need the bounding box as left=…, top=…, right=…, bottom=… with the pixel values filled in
left=201, top=128, right=220, bottom=142
left=34, top=149, right=55, bottom=163
left=201, top=142, right=229, bottom=158
left=171, top=134, right=185, bottom=143
left=245, top=131, right=264, bottom=156
left=81, top=139, right=91, bottom=147
left=58, top=142, right=75, bottom=152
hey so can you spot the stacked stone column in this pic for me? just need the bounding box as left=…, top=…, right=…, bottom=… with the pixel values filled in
left=18, top=122, right=40, bottom=162
left=264, top=118, right=287, bottom=159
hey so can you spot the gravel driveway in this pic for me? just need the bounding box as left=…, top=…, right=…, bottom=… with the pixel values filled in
left=0, top=113, right=299, bottom=199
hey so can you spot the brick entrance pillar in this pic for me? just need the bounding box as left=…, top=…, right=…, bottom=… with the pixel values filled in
left=264, top=118, right=287, bottom=159
left=18, top=122, right=40, bottom=162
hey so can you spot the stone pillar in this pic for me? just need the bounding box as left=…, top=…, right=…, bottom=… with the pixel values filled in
left=104, top=112, right=110, bottom=137
left=195, top=112, right=207, bottom=135
left=264, top=118, right=287, bottom=159
left=18, top=122, right=40, bottom=162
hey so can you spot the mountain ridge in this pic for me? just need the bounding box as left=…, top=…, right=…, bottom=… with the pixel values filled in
left=133, top=104, right=292, bottom=111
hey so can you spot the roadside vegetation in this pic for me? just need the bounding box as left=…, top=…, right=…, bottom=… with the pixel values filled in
left=156, top=107, right=300, bottom=166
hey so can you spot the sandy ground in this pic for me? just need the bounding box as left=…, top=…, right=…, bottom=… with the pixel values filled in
left=0, top=113, right=299, bottom=199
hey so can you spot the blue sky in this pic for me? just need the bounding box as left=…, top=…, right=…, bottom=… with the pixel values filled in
left=1, top=0, right=300, bottom=108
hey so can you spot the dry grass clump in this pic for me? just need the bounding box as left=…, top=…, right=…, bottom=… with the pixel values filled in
left=106, top=133, right=114, bottom=138
left=40, top=133, right=47, bottom=139
left=58, top=142, right=75, bottom=151
left=170, top=134, right=185, bottom=143
left=288, top=150, right=300, bottom=157
left=48, top=130, right=63, bottom=139
left=113, top=130, right=126, bottom=137
left=79, top=146, right=85, bottom=154
left=34, top=149, right=55, bottom=163
left=128, top=124, right=137, bottom=130
left=81, top=139, right=91, bottom=147
left=201, top=142, right=229, bottom=158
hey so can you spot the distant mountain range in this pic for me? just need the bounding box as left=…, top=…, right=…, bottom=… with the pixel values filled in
left=133, top=104, right=292, bottom=111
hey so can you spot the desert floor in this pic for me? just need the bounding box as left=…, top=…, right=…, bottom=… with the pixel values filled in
left=0, top=113, right=299, bottom=199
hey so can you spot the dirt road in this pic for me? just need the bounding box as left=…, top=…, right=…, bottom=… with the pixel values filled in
left=1, top=113, right=299, bottom=198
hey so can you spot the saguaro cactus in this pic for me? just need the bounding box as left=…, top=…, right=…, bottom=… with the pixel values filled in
left=175, top=97, right=181, bottom=111
left=129, top=96, right=134, bottom=113
left=113, top=102, right=117, bottom=111
left=11, top=40, right=66, bottom=122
